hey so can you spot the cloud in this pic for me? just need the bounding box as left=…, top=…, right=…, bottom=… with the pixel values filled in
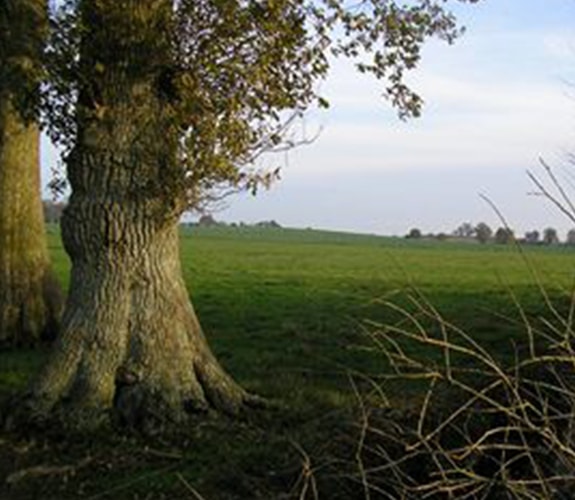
left=288, top=29, right=575, bottom=178
left=543, top=33, right=575, bottom=61
left=290, top=78, right=572, bottom=177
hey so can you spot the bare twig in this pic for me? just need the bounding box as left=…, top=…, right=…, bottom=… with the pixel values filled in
left=175, top=472, right=207, bottom=500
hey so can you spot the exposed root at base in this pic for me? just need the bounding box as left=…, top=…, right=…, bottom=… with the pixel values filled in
left=2, top=385, right=274, bottom=437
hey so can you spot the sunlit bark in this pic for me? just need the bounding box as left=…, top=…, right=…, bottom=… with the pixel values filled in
left=0, top=0, right=63, bottom=345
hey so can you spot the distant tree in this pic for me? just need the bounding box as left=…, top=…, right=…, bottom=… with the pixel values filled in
left=436, top=232, right=449, bottom=241
left=256, top=220, right=281, bottom=228
left=494, top=227, right=515, bottom=245
left=567, top=229, right=575, bottom=246
left=524, top=230, right=540, bottom=244
left=543, top=227, right=559, bottom=245
left=406, top=228, right=422, bottom=239
left=454, top=222, right=475, bottom=239
left=475, top=223, right=493, bottom=244
left=42, top=200, right=66, bottom=224
left=198, top=214, right=217, bottom=227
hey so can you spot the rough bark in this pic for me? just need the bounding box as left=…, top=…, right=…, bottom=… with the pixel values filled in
left=27, top=206, right=253, bottom=430
left=23, top=154, right=258, bottom=428
left=0, top=0, right=63, bottom=345
left=21, top=0, right=255, bottom=430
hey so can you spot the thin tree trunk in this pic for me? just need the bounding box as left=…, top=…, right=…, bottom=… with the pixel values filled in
left=0, top=0, right=63, bottom=345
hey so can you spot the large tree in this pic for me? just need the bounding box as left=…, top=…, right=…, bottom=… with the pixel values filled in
left=0, top=0, right=62, bottom=346
left=18, top=0, right=478, bottom=430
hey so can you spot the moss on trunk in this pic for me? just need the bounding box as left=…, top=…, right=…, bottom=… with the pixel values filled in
left=0, top=0, right=63, bottom=345
left=0, top=97, right=63, bottom=346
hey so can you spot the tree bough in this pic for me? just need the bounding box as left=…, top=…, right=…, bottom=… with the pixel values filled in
left=10, top=0, right=477, bottom=431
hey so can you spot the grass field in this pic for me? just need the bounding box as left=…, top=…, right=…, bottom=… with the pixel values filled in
left=1, top=225, right=574, bottom=498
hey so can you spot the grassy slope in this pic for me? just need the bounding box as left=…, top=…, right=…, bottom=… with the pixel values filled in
left=1, top=225, right=573, bottom=499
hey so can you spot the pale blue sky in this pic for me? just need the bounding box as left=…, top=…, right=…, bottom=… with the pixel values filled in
left=42, top=0, right=575, bottom=237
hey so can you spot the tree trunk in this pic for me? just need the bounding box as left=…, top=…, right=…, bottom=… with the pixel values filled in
left=0, top=82, right=63, bottom=345
left=27, top=175, right=253, bottom=430
left=21, top=0, right=255, bottom=430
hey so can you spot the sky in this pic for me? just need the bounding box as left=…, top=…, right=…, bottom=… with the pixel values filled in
left=41, top=0, right=575, bottom=237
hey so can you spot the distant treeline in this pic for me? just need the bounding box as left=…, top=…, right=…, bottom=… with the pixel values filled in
left=406, top=222, right=575, bottom=246
left=43, top=203, right=571, bottom=246
left=182, top=214, right=282, bottom=229
left=43, top=203, right=282, bottom=231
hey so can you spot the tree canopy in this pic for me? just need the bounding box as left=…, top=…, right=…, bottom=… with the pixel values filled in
left=42, top=0, right=478, bottom=209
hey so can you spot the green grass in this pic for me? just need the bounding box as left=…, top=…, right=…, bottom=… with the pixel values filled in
left=181, top=226, right=574, bottom=378
left=37, top=224, right=575, bottom=413
left=1, top=225, right=574, bottom=498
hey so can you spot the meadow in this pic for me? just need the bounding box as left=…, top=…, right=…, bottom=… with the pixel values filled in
left=1, top=225, right=574, bottom=498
